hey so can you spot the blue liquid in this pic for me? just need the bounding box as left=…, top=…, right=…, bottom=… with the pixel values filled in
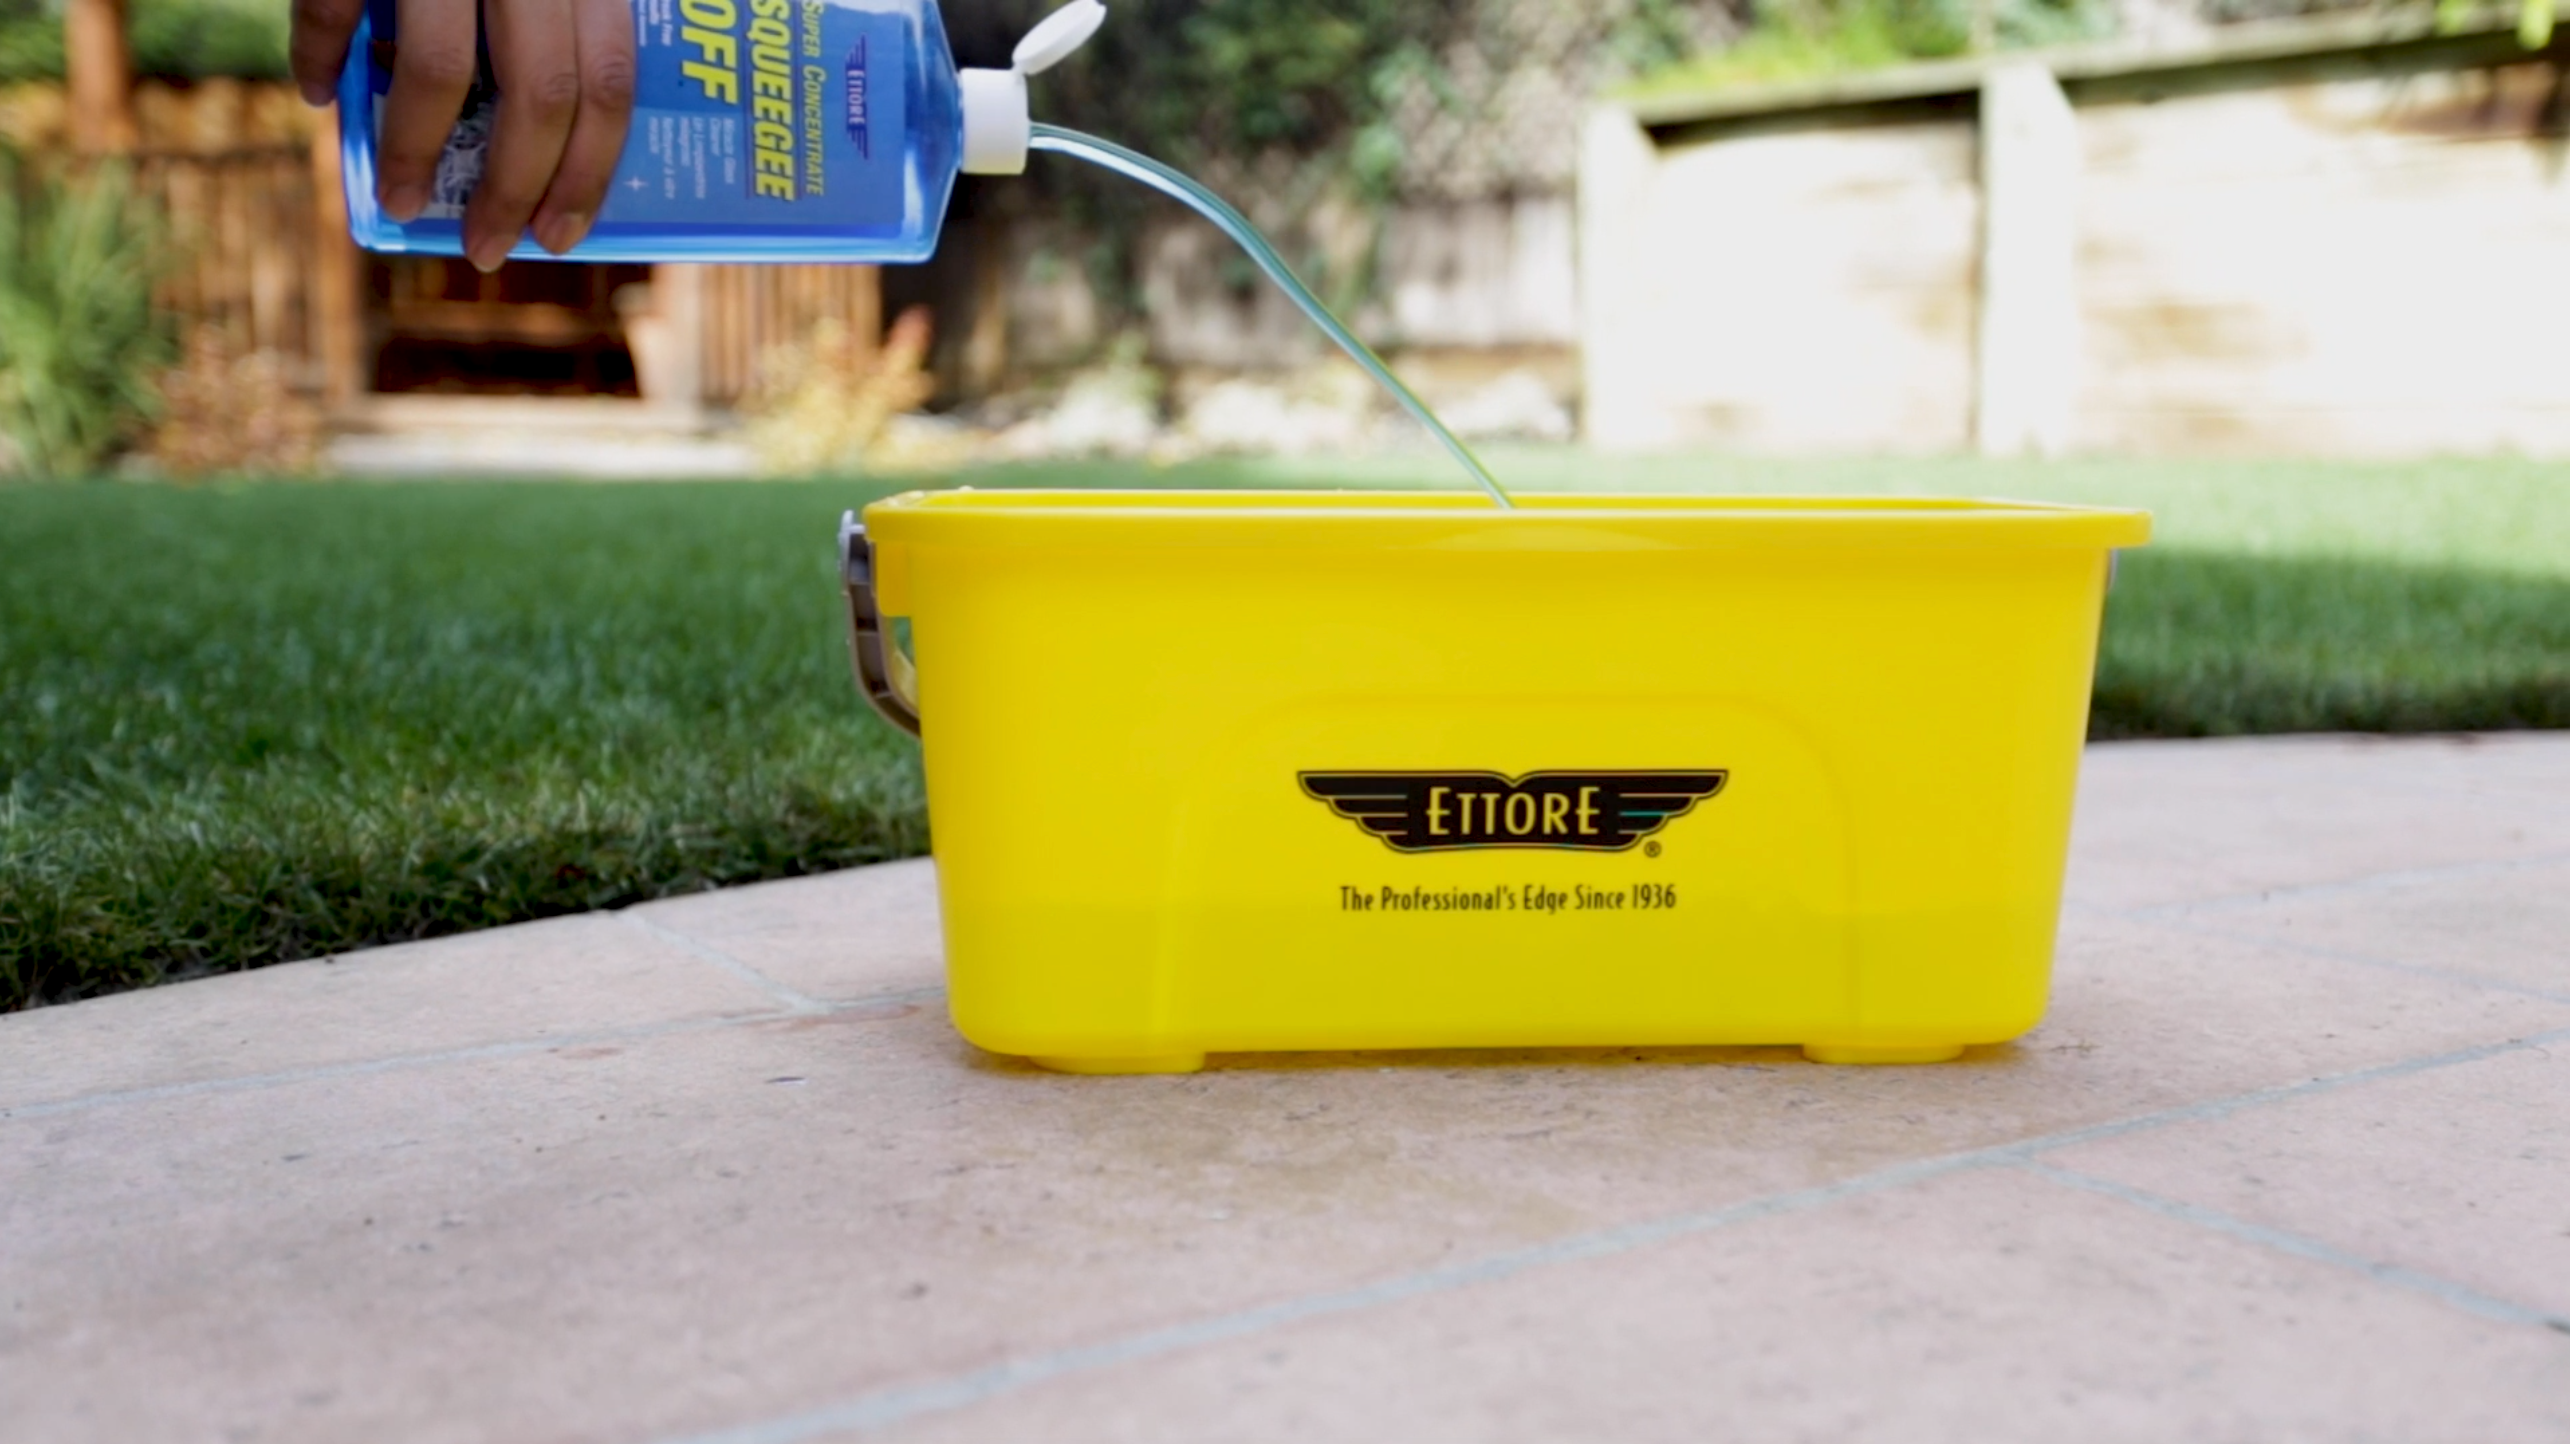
left=1029, top=125, right=1510, bottom=510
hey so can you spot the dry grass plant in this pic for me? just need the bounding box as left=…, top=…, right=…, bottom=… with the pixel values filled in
left=741, top=306, right=937, bottom=477
left=148, top=327, right=324, bottom=478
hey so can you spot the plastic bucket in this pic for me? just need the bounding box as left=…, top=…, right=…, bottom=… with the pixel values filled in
left=843, top=491, right=2151, bottom=1073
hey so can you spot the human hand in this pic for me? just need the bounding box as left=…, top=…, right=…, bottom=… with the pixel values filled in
left=292, top=0, right=636, bottom=270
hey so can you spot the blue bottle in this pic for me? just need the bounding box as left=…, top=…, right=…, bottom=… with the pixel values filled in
left=335, top=0, right=1516, bottom=505
left=334, top=0, right=1104, bottom=262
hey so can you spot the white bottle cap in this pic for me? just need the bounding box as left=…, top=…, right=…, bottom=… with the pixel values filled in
left=959, top=0, right=1106, bottom=177
left=959, top=68, right=1028, bottom=175
left=1013, top=0, right=1108, bottom=74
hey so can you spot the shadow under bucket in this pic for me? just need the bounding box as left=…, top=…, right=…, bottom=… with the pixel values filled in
left=842, top=490, right=2152, bottom=1074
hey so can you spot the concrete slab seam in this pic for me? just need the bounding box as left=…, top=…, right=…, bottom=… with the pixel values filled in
left=2018, top=1159, right=2570, bottom=1332
left=646, top=1022, right=2570, bottom=1444
left=0, top=1012, right=782, bottom=1121
left=653, top=1151, right=1986, bottom=1444
left=0, top=986, right=953, bottom=1120
left=1982, top=1025, right=2570, bottom=1159
left=0, top=1011, right=786, bottom=1119
left=620, top=912, right=830, bottom=1015
left=2138, top=917, right=2570, bottom=1008
left=2124, top=850, right=2570, bottom=922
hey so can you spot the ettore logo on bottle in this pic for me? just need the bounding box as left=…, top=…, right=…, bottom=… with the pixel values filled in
left=1299, top=771, right=1726, bottom=854
left=845, top=37, right=870, bottom=156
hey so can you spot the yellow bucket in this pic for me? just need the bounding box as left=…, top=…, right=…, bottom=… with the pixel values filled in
left=842, top=491, right=2151, bottom=1073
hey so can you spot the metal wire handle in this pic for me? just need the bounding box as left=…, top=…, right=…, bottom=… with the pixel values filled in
left=840, top=510, right=922, bottom=738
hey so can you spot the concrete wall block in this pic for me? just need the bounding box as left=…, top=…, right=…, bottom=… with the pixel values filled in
left=2071, top=64, right=2570, bottom=456
left=1582, top=104, right=1980, bottom=453
left=1381, top=196, right=1580, bottom=351
left=1578, top=39, right=2570, bottom=458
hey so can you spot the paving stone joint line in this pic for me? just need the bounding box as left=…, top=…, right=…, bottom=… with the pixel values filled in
left=0, top=987, right=952, bottom=1121
left=2122, top=849, right=2570, bottom=922
left=620, top=911, right=832, bottom=1016
left=2136, top=916, right=2570, bottom=1009
left=649, top=1022, right=2570, bottom=1444
left=2016, top=1159, right=2570, bottom=1332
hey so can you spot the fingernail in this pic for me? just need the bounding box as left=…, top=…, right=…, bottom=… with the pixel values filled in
left=381, top=182, right=428, bottom=221
left=298, top=80, right=333, bottom=107
left=468, top=236, right=509, bottom=273
left=537, top=210, right=593, bottom=254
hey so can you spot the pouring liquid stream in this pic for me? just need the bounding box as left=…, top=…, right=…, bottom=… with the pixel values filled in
left=1029, top=124, right=1515, bottom=511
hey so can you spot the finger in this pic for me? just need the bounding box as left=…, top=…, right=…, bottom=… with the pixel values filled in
left=289, top=0, right=367, bottom=106
left=374, top=0, right=480, bottom=224
left=464, top=0, right=581, bottom=271
left=532, top=0, right=635, bottom=254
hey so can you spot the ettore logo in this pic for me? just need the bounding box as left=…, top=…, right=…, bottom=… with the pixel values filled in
left=844, top=38, right=869, bottom=156
left=1299, top=771, right=1726, bottom=854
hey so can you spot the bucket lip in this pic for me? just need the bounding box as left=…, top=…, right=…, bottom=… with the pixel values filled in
left=863, top=490, right=2154, bottom=549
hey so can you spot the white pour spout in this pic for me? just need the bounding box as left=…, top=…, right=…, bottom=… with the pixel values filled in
left=960, top=1, right=1107, bottom=176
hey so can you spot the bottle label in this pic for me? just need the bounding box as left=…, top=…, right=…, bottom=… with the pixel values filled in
left=375, top=0, right=911, bottom=237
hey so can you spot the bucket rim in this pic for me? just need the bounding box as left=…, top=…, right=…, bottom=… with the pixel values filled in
left=861, top=490, right=2153, bottom=550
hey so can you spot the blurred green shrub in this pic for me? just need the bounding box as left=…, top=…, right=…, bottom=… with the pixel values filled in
left=1625, top=0, right=2114, bottom=96
left=0, top=152, right=173, bottom=479
left=0, top=0, right=287, bottom=83
left=941, top=1, right=1733, bottom=326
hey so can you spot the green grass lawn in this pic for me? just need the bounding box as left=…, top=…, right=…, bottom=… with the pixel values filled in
left=4, top=453, right=2565, bottom=1009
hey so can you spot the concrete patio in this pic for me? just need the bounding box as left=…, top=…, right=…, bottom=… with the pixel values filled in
left=5, top=733, right=2566, bottom=1442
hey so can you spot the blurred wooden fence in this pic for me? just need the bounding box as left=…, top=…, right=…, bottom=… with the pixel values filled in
left=700, top=263, right=882, bottom=405
left=135, top=144, right=333, bottom=377
left=9, top=78, right=881, bottom=411
left=129, top=142, right=877, bottom=408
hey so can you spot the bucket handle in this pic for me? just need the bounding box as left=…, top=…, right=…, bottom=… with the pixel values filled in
left=840, top=510, right=922, bottom=738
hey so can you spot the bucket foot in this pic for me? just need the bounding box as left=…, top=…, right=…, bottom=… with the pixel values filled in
left=1802, top=1042, right=1965, bottom=1065
left=1030, top=1052, right=1206, bottom=1075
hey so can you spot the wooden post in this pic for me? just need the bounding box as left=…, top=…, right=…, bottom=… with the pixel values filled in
left=1975, top=62, right=2080, bottom=458
left=309, top=108, right=369, bottom=409
left=64, top=0, right=141, bottom=155
left=961, top=224, right=1010, bottom=396
left=635, top=262, right=707, bottom=421
left=849, top=265, right=883, bottom=364
left=1576, top=102, right=1665, bottom=450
